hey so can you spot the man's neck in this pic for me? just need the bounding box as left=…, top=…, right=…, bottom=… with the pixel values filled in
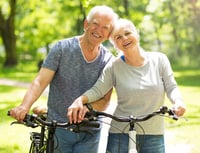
left=79, top=35, right=100, bottom=61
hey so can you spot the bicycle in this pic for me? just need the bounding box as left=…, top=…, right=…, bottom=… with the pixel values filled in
left=7, top=110, right=100, bottom=153
left=84, top=105, right=178, bottom=153
left=8, top=105, right=178, bottom=153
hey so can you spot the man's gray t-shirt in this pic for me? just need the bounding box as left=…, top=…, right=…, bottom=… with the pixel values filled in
left=42, top=36, right=113, bottom=122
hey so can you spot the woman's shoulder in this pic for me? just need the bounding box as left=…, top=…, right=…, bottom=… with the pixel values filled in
left=146, top=51, right=168, bottom=60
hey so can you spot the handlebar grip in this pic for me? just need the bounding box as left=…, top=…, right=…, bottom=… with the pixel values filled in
left=80, top=120, right=100, bottom=128
left=70, top=120, right=101, bottom=133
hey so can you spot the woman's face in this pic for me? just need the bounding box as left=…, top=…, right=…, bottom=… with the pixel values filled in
left=111, top=23, right=139, bottom=51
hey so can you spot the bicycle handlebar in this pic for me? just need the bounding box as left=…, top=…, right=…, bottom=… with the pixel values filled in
left=86, top=106, right=178, bottom=123
left=7, top=111, right=100, bottom=131
left=7, top=106, right=177, bottom=133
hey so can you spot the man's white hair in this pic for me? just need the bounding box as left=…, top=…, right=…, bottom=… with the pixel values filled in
left=86, top=5, right=118, bottom=23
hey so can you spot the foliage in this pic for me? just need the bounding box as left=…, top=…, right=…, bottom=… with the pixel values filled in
left=139, top=0, right=200, bottom=66
left=0, top=0, right=200, bottom=67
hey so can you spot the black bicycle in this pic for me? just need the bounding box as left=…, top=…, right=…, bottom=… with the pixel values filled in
left=8, top=106, right=178, bottom=153
left=7, top=111, right=100, bottom=153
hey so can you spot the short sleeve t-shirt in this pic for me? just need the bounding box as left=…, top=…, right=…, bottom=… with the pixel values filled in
left=42, top=36, right=113, bottom=122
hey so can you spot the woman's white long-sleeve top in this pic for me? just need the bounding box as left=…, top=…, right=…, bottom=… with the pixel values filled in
left=84, top=51, right=182, bottom=134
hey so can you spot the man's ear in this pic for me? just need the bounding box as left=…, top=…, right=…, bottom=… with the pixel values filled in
left=107, top=26, right=114, bottom=39
left=83, top=19, right=89, bottom=31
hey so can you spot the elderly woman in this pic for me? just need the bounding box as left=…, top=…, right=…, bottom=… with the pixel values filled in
left=68, top=18, right=186, bottom=153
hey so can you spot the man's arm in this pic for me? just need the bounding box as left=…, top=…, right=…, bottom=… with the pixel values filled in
left=9, top=68, right=55, bottom=121
left=90, top=88, right=113, bottom=111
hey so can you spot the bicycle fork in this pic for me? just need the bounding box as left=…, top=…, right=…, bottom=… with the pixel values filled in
left=129, top=121, right=137, bottom=153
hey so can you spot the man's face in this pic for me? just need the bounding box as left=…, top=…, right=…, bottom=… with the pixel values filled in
left=84, top=13, right=113, bottom=45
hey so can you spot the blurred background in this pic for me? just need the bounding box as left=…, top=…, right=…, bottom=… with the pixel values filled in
left=0, top=0, right=200, bottom=67
left=0, top=0, right=199, bottom=153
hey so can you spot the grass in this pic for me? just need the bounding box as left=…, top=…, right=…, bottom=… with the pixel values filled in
left=0, top=63, right=200, bottom=153
left=163, top=67, right=200, bottom=153
left=0, top=85, right=47, bottom=153
left=0, top=60, right=39, bottom=82
left=164, top=85, right=200, bottom=153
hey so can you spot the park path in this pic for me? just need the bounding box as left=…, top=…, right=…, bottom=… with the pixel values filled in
left=0, top=78, right=193, bottom=153
left=0, top=78, right=30, bottom=88
left=0, top=78, right=49, bottom=95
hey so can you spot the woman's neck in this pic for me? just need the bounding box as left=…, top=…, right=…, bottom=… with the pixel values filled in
left=123, top=47, right=147, bottom=67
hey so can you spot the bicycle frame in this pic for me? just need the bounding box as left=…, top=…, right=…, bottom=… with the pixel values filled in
left=29, top=126, right=46, bottom=153
left=128, top=128, right=137, bottom=153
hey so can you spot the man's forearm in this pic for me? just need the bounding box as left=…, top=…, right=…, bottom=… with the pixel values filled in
left=90, top=88, right=113, bottom=111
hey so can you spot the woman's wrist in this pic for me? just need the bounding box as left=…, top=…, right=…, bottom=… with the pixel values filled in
left=82, top=95, right=89, bottom=104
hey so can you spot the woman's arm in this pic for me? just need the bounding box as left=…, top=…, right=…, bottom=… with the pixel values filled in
left=161, top=54, right=186, bottom=116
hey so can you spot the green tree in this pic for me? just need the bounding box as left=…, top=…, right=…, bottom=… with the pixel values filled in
left=1, top=0, right=199, bottom=67
left=0, top=0, right=17, bottom=67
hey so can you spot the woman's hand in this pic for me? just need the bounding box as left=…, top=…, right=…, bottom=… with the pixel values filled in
left=67, top=96, right=89, bottom=124
left=172, top=99, right=186, bottom=117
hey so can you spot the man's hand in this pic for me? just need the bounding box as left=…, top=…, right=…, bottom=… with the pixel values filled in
left=67, top=96, right=88, bottom=124
left=9, top=105, right=29, bottom=122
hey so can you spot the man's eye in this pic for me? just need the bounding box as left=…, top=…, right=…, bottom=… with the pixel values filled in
left=125, top=32, right=131, bottom=36
left=92, top=22, right=98, bottom=26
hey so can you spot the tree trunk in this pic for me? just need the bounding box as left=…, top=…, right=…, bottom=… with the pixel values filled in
left=123, top=0, right=129, bottom=16
left=0, top=0, right=17, bottom=67
left=168, top=1, right=182, bottom=57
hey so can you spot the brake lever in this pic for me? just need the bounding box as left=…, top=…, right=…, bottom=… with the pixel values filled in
left=9, top=120, right=38, bottom=128
left=10, top=121, right=24, bottom=126
left=8, top=111, right=39, bottom=128
left=168, top=109, right=178, bottom=121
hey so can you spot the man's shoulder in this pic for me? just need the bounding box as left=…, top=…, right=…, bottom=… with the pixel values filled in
left=58, top=36, right=78, bottom=45
left=52, top=37, right=80, bottom=53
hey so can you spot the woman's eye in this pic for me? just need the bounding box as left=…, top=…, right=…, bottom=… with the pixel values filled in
left=103, top=26, right=109, bottom=30
left=115, top=36, right=122, bottom=40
